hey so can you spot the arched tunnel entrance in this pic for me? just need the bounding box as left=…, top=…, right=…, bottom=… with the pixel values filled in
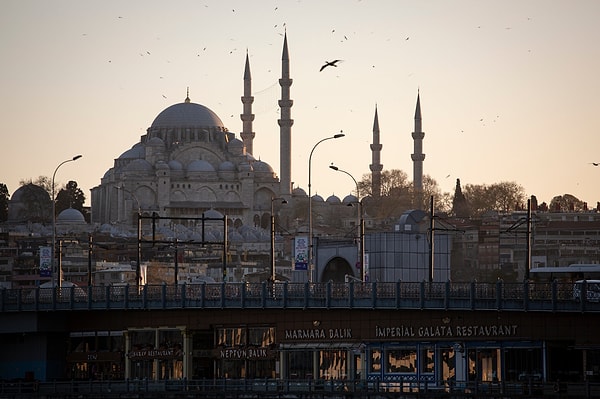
left=320, top=256, right=355, bottom=282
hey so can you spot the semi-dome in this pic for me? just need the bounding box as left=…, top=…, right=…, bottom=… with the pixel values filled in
left=119, top=143, right=145, bottom=159
left=151, top=100, right=225, bottom=129
left=124, top=159, right=153, bottom=173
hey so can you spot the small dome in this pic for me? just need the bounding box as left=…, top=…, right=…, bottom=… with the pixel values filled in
left=219, top=161, right=236, bottom=172
left=312, top=194, right=324, bottom=202
left=57, top=208, right=85, bottom=223
left=151, top=101, right=225, bottom=129
left=119, top=143, right=145, bottom=159
left=326, top=195, right=341, bottom=204
left=342, top=194, right=358, bottom=204
left=292, top=187, right=307, bottom=197
left=253, top=160, right=274, bottom=174
left=203, top=209, right=224, bottom=219
left=124, top=159, right=153, bottom=173
left=168, top=160, right=183, bottom=170
left=187, top=160, right=215, bottom=172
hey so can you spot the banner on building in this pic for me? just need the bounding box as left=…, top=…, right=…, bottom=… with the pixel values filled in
left=294, top=236, right=308, bottom=271
left=40, top=246, right=52, bottom=277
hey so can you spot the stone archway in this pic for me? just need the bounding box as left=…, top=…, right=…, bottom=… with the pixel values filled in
left=320, top=256, right=354, bottom=283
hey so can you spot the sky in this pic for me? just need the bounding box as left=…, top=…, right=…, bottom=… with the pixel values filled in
left=2, top=0, right=600, bottom=208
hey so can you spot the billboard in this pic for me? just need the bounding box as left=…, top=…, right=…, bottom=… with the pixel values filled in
left=294, top=236, right=308, bottom=271
left=40, top=246, right=52, bottom=277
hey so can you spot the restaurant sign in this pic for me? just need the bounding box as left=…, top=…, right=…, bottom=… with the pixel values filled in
left=128, top=348, right=182, bottom=360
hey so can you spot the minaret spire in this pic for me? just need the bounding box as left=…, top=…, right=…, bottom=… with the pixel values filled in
left=370, top=104, right=383, bottom=198
left=240, top=50, right=255, bottom=155
left=411, top=90, right=426, bottom=206
left=278, top=31, right=294, bottom=198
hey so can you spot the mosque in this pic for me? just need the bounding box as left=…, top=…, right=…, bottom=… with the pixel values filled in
left=5, top=33, right=439, bottom=286
left=89, top=33, right=426, bottom=235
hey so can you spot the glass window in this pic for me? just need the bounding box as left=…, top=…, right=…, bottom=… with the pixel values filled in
left=319, top=350, right=347, bottom=379
left=440, top=347, right=456, bottom=382
left=370, top=349, right=381, bottom=373
left=248, top=327, right=275, bottom=346
left=386, top=348, right=417, bottom=373
left=504, top=348, right=543, bottom=382
left=420, top=346, right=435, bottom=374
left=287, top=351, right=313, bottom=379
left=217, top=327, right=246, bottom=347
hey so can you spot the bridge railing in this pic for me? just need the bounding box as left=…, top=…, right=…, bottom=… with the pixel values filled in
left=1, top=377, right=599, bottom=398
left=1, top=280, right=599, bottom=312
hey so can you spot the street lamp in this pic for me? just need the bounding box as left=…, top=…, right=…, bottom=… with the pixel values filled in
left=116, top=185, right=143, bottom=289
left=271, top=197, right=287, bottom=282
left=116, top=185, right=141, bottom=224
left=116, top=185, right=142, bottom=288
left=52, top=155, right=82, bottom=288
left=308, top=132, right=345, bottom=282
left=329, top=164, right=366, bottom=282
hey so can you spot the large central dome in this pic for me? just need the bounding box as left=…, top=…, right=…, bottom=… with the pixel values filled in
left=151, top=98, right=225, bottom=129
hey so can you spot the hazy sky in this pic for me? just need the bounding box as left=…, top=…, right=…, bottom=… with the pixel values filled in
left=2, top=0, right=600, bottom=208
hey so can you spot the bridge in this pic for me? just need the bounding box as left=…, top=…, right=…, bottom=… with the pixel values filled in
left=1, top=280, right=599, bottom=313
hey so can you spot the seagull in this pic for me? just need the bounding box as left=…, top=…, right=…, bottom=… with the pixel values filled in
left=320, top=60, right=342, bottom=72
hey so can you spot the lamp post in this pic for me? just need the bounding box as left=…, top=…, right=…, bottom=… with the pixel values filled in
left=271, top=197, right=287, bottom=282
left=308, top=132, right=345, bottom=282
left=329, top=164, right=365, bottom=281
left=116, top=185, right=141, bottom=224
left=116, top=185, right=142, bottom=286
left=52, top=155, right=82, bottom=288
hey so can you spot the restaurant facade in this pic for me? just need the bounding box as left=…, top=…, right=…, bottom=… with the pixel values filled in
left=2, top=306, right=598, bottom=387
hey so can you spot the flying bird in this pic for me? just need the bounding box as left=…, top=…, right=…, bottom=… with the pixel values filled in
left=320, top=60, right=342, bottom=72
left=590, top=162, right=599, bottom=166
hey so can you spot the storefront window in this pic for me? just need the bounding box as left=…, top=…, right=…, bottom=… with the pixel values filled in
left=420, top=346, right=435, bottom=374
left=370, top=349, right=382, bottom=373
left=319, top=350, right=347, bottom=379
left=67, top=331, right=124, bottom=380
left=504, top=347, right=543, bottom=382
left=287, top=351, right=313, bottom=379
left=248, top=327, right=275, bottom=346
left=386, top=348, right=417, bottom=373
left=217, top=327, right=246, bottom=347
left=215, top=326, right=276, bottom=379
left=128, top=328, right=183, bottom=380
left=467, top=348, right=500, bottom=382
left=440, top=347, right=456, bottom=382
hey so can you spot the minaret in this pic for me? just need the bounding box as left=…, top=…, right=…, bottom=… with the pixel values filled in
left=240, top=51, right=255, bottom=155
left=369, top=105, right=383, bottom=198
left=278, top=31, right=293, bottom=197
left=411, top=91, right=425, bottom=194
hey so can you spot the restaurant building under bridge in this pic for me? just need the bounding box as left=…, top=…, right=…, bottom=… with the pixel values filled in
left=1, top=280, right=599, bottom=390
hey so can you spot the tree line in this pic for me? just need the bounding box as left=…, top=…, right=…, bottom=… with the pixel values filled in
left=0, top=170, right=591, bottom=223
left=0, top=176, right=86, bottom=223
